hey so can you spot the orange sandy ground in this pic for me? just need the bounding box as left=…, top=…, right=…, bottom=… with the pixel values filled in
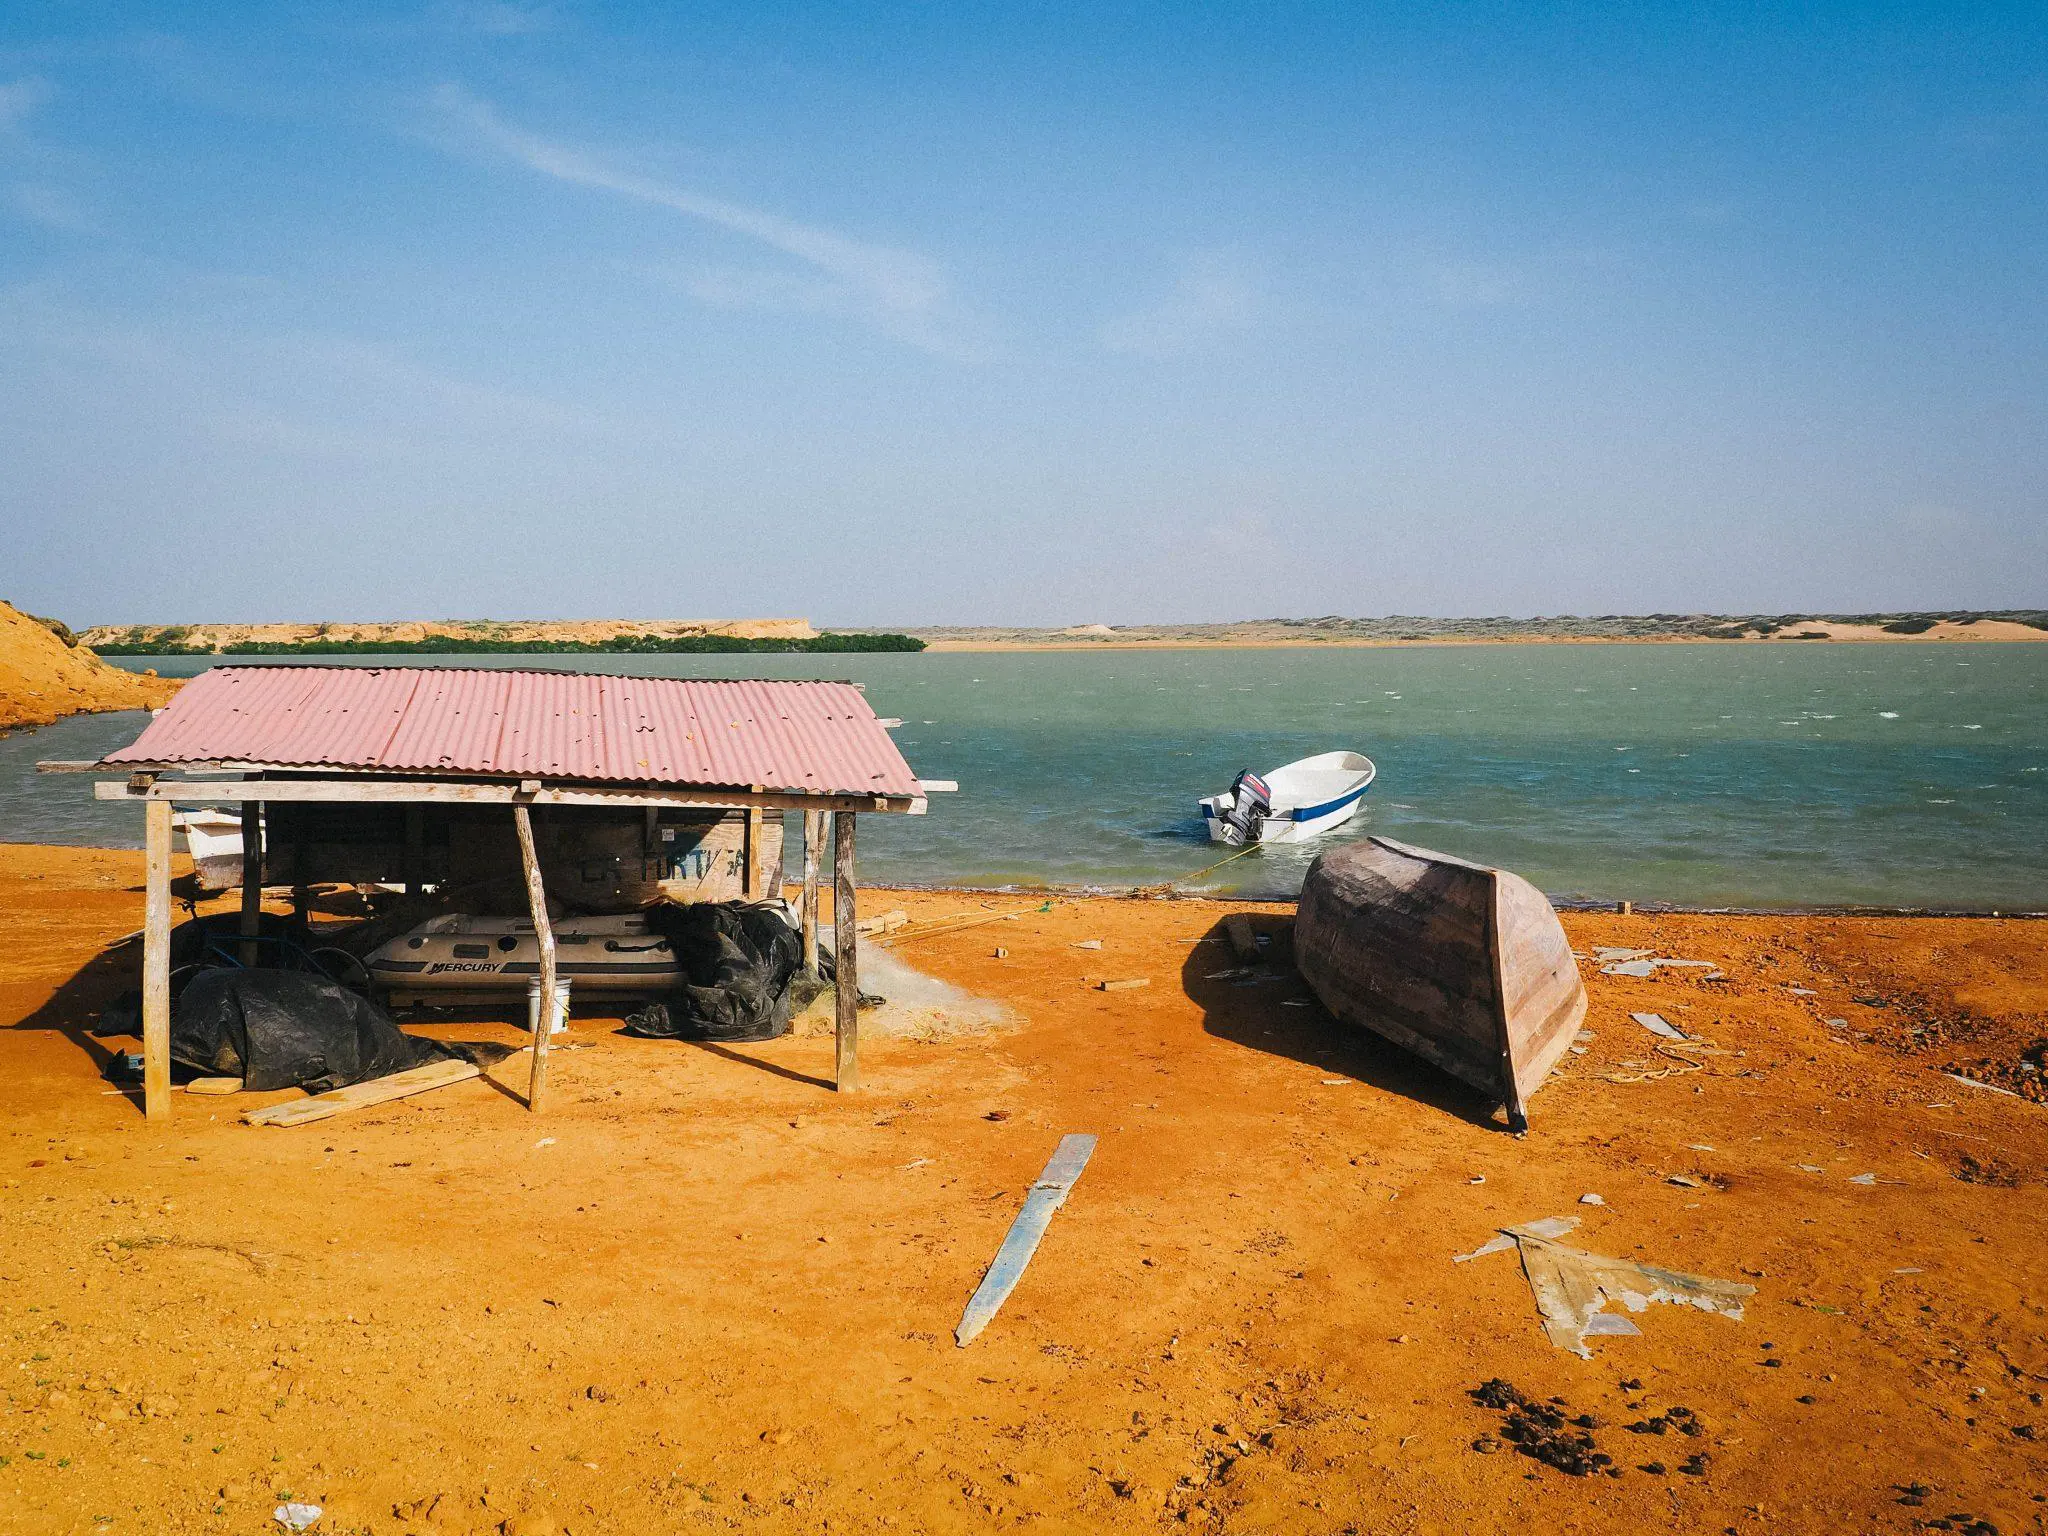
left=2, top=844, right=2045, bottom=1536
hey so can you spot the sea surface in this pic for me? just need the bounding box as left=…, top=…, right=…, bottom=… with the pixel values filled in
left=2, top=644, right=2042, bottom=911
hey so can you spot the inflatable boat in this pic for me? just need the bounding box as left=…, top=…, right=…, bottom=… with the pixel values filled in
left=368, top=912, right=685, bottom=1007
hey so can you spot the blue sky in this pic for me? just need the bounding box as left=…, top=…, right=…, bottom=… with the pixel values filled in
left=2, top=2, right=2043, bottom=627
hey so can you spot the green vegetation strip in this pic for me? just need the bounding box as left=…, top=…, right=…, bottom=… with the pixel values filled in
left=91, top=632, right=925, bottom=656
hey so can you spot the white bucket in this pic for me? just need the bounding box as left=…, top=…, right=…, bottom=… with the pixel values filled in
left=525, top=976, right=571, bottom=1037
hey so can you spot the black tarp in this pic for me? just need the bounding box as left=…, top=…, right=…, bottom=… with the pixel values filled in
left=620, top=902, right=801, bottom=1043
left=170, top=969, right=501, bottom=1092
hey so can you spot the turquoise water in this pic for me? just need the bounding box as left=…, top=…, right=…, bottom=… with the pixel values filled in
left=2, top=644, right=2042, bottom=910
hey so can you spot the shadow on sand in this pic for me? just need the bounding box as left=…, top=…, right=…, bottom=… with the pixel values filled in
left=1180, top=911, right=1510, bottom=1133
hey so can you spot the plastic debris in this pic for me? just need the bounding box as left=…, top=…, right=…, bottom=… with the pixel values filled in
left=1456, top=1217, right=1754, bottom=1358
left=274, top=1505, right=322, bottom=1532
left=1939, top=1072, right=2021, bottom=1098
left=1601, top=956, right=1724, bottom=980
left=1848, top=1172, right=1878, bottom=1186
left=1592, top=947, right=1655, bottom=962
left=1631, top=1012, right=1688, bottom=1041
left=1578, top=1192, right=1606, bottom=1206
left=1074, top=939, right=1104, bottom=950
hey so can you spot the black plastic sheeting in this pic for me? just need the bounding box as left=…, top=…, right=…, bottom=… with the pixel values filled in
left=170, top=969, right=506, bottom=1093
left=621, top=902, right=802, bottom=1043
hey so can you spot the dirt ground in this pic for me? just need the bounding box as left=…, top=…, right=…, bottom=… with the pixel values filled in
left=3, top=843, right=2045, bottom=1536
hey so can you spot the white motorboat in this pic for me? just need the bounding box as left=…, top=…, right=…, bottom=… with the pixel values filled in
left=1198, top=751, right=1377, bottom=845
left=367, top=912, right=687, bottom=1006
left=172, top=808, right=246, bottom=892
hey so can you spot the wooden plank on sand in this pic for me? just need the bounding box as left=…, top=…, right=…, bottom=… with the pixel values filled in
left=955, top=1134, right=1097, bottom=1347
left=242, top=1053, right=521, bottom=1128
left=1223, top=913, right=1258, bottom=962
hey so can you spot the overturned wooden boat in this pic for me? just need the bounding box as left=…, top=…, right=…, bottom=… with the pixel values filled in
left=1294, top=836, right=1585, bottom=1131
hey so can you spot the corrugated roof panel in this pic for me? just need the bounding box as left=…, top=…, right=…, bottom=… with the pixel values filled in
left=103, top=665, right=922, bottom=797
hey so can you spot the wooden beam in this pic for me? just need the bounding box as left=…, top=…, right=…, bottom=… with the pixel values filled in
left=92, top=778, right=920, bottom=815
left=800, top=809, right=824, bottom=978
left=833, top=811, right=859, bottom=1093
left=142, top=798, right=173, bottom=1121
left=238, top=801, right=263, bottom=967
left=402, top=805, right=424, bottom=895
left=242, top=1054, right=516, bottom=1127
left=512, top=804, right=557, bottom=1114
left=954, top=1134, right=1097, bottom=1346
left=743, top=806, right=763, bottom=899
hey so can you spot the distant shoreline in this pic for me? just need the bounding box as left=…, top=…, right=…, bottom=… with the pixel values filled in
left=920, top=627, right=2048, bottom=652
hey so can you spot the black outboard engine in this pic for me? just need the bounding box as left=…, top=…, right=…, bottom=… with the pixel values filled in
left=1223, top=770, right=1271, bottom=845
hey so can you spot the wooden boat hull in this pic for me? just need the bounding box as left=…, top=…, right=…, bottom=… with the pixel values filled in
left=1294, top=836, right=1585, bottom=1130
left=173, top=809, right=246, bottom=894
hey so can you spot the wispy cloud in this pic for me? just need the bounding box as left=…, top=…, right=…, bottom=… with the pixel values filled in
left=426, top=0, right=559, bottom=36
left=1100, top=249, right=1257, bottom=356
left=0, top=76, right=56, bottom=136
left=428, top=84, right=980, bottom=356
left=5, top=179, right=88, bottom=230
left=0, top=76, right=93, bottom=232
left=1429, top=260, right=1520, bottom=308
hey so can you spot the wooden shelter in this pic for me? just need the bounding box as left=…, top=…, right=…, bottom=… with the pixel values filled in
left=43, top=665, right=940, bottom=1120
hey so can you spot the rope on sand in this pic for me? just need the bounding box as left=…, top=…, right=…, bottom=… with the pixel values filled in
left=1136, top=839, right=1265, bottom=896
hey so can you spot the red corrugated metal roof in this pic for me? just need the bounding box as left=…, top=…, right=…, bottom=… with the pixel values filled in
left=102, top=666, right=923, bottom=798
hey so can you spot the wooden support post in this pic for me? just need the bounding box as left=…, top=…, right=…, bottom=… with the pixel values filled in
left=512, top=804, right=557, bottom=1114
left=238, top=801, right=263, bottom=967
left=833, top=811, right=858, bottom=1093
left=800, top=809, right=824, bottom=978
left=142, top=799, right=173, bottom=1121
left=403, top=805, right=425, bottom=895
left=743, top=806, right=764, bottom=899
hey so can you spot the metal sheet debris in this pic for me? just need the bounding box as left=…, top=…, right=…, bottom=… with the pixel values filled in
left=1601, top=955, right=1725, bottom=979
left=1631, top=1012, right=1688, bottom=1040
left=1456, top=1217, right=1755, bottom=1358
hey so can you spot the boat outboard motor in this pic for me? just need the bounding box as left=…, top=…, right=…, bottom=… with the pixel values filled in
left=1222, top=770, right=1271, bottom=845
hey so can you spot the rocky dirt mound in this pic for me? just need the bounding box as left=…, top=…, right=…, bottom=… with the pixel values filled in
left=0, top=600, right=179, bottom=729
